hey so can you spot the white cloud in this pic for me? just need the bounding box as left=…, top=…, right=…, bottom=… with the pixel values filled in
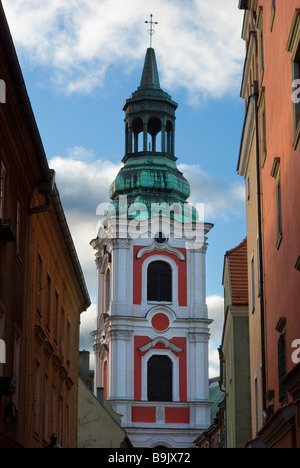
left=207, top=294, right=224, bottom=378
left=2, top=0, right=244, bottom=100
left=49, top=151, right=121, bottom=213
left=80, top=303, right=97, bottom=357
left=179, top=163, right=245, bottom=221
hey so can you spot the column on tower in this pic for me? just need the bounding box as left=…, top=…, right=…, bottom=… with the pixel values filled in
left=93, top=252, right=105, bottom=393
left=107, top=327, right=133, bottom=401
left=110, top=238, right=131, bottom=317
left=143, top=121, right=148, bottom=152
left=187, top=329, right=211, bottom=427
left=188, top=245, right=208, bottom=319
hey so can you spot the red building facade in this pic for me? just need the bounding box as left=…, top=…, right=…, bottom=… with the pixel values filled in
left=238, top=0, right=300, bottom=448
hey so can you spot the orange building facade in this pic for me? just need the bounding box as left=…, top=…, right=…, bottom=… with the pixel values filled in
left=238, top=0, right=300, bottom=448
left=0, top=3, right=90, bottom=448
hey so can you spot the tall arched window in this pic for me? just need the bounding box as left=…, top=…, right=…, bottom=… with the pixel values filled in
left=148, top=117, right=162, bottom=152
left=147, top=355, right=172, bottom=401
left=105, top=269, right=111, bottom=313
left=132, top=118, right=144, bottom=153
left=147, top=261, right=172, bottom=302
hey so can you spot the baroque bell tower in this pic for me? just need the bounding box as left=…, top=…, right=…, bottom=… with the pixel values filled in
left=91, top=36, right=213, bottom=448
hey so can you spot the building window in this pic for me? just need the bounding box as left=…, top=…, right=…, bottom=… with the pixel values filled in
left=147, top=355, right=172, bottom=402
left=247, top=175, right=250, bottom=201
left=270, top=0, right=276, bottom=32
left=276, top=174, right=282, bottom=247
left=52, top=385, right=57, bottom=436
left=258, top=87, right=267, bottom=166
left=0, top=162, right=6, bottom=219
left=12, top=327, right=21, bottom=410
left=277, top=333, right=287, bottom=403
left=66, top=320, right=71, bottom=368
left=251, top=255, right=255, bottom=312
left=292, top=43, right=300, bottom=148
left=287, top=9, right=300, bottom=148
left=61, top=306, right=65, bottom=359
left=271, top=158, right=282, bottom=249
left=59, top=395, right=63, bottom=446
left=105, top=269, right=111, bottom=313
left=34, top=360, right=41, bottom=434
left=54, top=291, right=59, bottom=344
left=147, top=261, right=172, bottom=302
left=65, top=404, right=69, bottom=448
left=16, top=199, right=22, bottom=259
left=43, top=375, right=49, bottom=443
left=36, top=255, right=43, bottom=317
left=46, top=274, right=51, bottom=330
left=257, top=7, right=264, bottom=82
left=276, top=317, right=287, bottom=404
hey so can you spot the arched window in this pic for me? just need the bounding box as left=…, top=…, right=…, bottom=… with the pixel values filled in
left=166, top=120, right=174, bottom=155
left=148, top=117, right=162, bottom=152
left=147, top=261, right=172, bottom=302
left=132, top=118, right=144, bottom=153
left=105, top=269, right=111, bottom=313
left=147, top=355, right=172, bottom=401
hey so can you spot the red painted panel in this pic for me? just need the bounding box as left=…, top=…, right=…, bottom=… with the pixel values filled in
left=132, top=406, right=156, bottom=423
left=165, top=407, right=190, bottom=424
left=133, top=246, right=187, bottom=306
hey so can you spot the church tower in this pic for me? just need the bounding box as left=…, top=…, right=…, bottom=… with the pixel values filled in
left=91, top=45, right=213, bottom=448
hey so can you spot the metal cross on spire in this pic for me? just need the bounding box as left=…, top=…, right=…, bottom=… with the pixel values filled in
left=145, top=14, right=158, bottom=48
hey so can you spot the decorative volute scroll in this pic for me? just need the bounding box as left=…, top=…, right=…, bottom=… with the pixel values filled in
left=136, top=242, right=185, bottom=261
left=138, top=337, right=182, bottom=354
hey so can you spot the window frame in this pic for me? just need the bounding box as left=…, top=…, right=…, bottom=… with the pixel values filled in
left=147, top=354, right=173, bottom=402
left=287, top=9, right=300, bottom=149
left=271, top=158, right=283, bottom=249
left=141, top=349, right=180, bottom=402
left=147, top=260, right=172, bottom=303
left=141, top=255, right=178, bottom=307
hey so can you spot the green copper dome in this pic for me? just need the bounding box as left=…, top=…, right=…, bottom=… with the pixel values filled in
left=109, top=48, right=192, bottom=219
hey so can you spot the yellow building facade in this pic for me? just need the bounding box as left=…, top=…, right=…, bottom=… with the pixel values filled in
left=237, top=2, right=266, bottom=439
left=0, top=3, right=90, bottom=448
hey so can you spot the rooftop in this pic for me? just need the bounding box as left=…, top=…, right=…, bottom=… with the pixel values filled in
left=225, top=238, right=248, bottom=305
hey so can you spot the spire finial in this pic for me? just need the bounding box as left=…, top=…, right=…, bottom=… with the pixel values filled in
left=145, top=14, right=158, bottom=48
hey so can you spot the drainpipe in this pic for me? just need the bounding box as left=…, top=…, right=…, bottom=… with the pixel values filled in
left=253, top=80, right=267, bottom=422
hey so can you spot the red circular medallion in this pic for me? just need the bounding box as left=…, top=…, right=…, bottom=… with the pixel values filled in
left=151, top=313, right=170, bottom=332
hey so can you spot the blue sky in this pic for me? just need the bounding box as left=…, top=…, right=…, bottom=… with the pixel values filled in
left=2, top=0, right=247, bottom=377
